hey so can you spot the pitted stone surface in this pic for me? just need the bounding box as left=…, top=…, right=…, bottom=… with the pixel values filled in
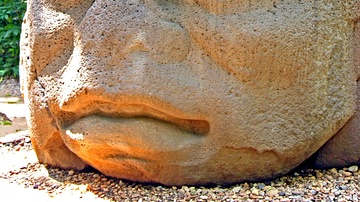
left=20, top=0, right=360, bottom=185
left=312, top=81, right=360, bottom=168
left=310, top=20, right=360, bottom=169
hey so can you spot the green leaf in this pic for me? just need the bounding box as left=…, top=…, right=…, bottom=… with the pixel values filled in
left=3, top=62, right=12, bottom=67
left=5, top=57, right=14, bottom=62
left=4, top=14, right=10, bottom=22
left=0, top=120, right=12, bottom=125
left=12, top=28, right=20, bottom=36
left=0, top=0, right=27, bottom=78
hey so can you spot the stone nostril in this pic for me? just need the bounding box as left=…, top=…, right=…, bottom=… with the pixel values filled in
left=118, top=20, right=190, bottom=64
left=126, top=31, right=149, bottom=53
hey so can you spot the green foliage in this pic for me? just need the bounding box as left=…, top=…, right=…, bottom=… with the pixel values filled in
left=0, top=120, right=12, bottom=125
left=0, top=0, right=27, bottom=78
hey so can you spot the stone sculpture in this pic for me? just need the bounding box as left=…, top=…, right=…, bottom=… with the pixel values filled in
left=20, top=0, right=360, bottom=185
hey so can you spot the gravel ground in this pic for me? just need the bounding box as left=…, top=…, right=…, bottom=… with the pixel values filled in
left=0, top=131, right=359, bottom=201
left=0, top=78, right=21, bottom=97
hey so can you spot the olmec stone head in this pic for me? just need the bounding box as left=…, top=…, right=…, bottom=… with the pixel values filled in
left=20, top=0, right=360, bottom=185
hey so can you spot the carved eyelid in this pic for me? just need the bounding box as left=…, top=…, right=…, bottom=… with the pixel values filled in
left=44, top=0, right=95, bottom=12
left=193, top=0, right=279, bottom=15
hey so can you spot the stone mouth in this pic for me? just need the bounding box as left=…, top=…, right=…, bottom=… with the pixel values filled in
left=99, top=105, right=210, bottom=135
left=62, top=103, right=210, bottom=135
left=63, top=115, right=207, bottom=152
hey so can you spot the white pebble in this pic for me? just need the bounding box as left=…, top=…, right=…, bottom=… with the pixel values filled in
left=348, top=165, right=358, bottom=172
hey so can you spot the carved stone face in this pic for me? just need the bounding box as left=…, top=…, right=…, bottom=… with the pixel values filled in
left=21, top=0, right=359, bottom=185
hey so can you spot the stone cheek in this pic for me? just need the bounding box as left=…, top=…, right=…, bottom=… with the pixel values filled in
left=312, top=81, right=360, bottom=168
left=311, top=19, right=360, bottom=169
left=20, top=0, right=359, bottom=185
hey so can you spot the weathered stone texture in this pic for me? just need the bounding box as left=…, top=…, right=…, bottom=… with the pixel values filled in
left=311, top=19, right=360, bottom=169
left=20, top=0, right=359, bottom=185
left=312, top=82, right=360, bottom=168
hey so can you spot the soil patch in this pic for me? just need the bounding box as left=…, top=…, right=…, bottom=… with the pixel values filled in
left=0, top=78, right=28, bottom=137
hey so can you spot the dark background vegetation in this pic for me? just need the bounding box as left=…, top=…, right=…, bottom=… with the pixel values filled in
left=0, top=0, right=27, bottom=79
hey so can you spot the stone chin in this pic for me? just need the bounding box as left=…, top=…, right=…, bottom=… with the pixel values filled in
left=59, top=114, right=306, bottom=186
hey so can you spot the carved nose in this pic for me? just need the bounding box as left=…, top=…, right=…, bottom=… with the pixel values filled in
left=77, top=0, right=190, bottom=65
left=126, top=21, right=190, bottom=64
left=59, top=1, right=192, bottom=109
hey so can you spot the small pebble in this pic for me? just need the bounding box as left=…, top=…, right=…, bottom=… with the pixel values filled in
left=343, top=171, right=352, bottom=177
left=330, top=168, right=338, bottom=174
left=325, top=175, right=333, bottom=180
left=339, top=185, right=348, bottom=190
left=292, top=190, right=302, bottom=195
left=289, top=195, right=302, bottom=200
left=310, top=190, right=317, bottom=196
left=266, top=188, right=278, bottom=196
left=251, top=188, right=259, bottom=196
left=348, top=165, right=358, bottom=173
left=232, top=186, right=241, bottom=193
left=200, top=195, right=208, bottom=200
left=24, top=137, right=31, bottom=143
left=315, top=171, right=323, bottom=178
left=257, top=183, right=265, bottom=189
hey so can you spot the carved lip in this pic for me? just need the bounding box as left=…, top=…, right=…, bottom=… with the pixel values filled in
left=100, top=104, right=210, bottom=135
left=62, top=114, right=207, bottom=167
left=60, top=101, right=210, bottom=135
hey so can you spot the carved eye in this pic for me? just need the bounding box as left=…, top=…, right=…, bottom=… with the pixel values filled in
left=43, top=0, right=94, bottom=12
left=151, top=0, right=187, bottom=22
left=193, top=0, right=278, bottom=15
